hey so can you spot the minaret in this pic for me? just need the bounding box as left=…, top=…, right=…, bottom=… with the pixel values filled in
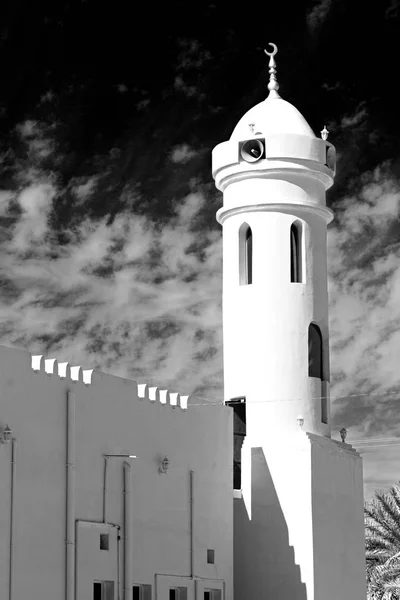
left=212, top=45, right=365, bottom=600
left=213, top=43, right=335, bottom=440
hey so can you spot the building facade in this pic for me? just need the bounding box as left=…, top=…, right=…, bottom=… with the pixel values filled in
left=0, top=44, right=367, bottom=600
left=0, top=345, right=233, bottom=600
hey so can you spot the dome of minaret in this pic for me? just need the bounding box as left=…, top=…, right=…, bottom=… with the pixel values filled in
left=230, top=95, right=316, bottom=141
left=230, top=43, right=316, bottom=141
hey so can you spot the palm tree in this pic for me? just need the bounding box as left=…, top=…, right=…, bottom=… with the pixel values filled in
left=365, top=483, right=400, bottom=600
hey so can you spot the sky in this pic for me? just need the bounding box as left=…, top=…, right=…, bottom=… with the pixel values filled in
left=1, top=0, right=400, bottom=499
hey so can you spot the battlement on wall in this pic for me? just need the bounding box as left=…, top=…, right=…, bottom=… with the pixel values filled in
left=30, top=353, right=191, bottom=410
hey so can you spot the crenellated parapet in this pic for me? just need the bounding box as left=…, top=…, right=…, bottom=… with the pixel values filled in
left=30, top=353, right=190, bottom=410
left=31, top=354, right=94, bottom=384
left=137, top=383, right=190, bottom=410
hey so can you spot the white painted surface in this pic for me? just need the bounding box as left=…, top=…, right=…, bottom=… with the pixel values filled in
left=230, top=96, right=315, bottom=140
left=234, top=435, right=365, bottom=600
left=0, top=344, right=233, bottom=599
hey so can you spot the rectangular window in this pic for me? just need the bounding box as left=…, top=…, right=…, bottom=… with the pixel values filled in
left=226, top=397, right=246, bottom=490
left=104, top=582, right=114, bottom=600
left=170, top=588, right=187, bottom=600
left=133, top=587, right=140, bottom=600
left=94, top=582, right=102, bottom=600
left=100, top=533, right=109, bottom=550
left=207, top=549, right=215, bottom=564
left=133, top=585, right=152, bottom=600
left=204, top=591, right=221, bottom=600
left=94, top=581, right=114, bottom=600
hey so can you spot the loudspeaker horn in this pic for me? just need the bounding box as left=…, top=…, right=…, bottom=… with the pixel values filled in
left=240, top=139, right=265, bottom=163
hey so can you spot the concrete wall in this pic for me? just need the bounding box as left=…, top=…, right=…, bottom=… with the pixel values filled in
left=234, top=434, right=365, bottom=600
left=0, top=344, right=233, bottom=600
left=310, top=434, right=366, bottom=600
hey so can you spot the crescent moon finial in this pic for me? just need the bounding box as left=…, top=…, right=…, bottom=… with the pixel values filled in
left=264, top=42, right=278, bottom=58
left=263, top=42, right=280, bottom=97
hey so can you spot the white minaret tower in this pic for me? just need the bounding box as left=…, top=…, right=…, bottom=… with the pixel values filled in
left=212, top=44, right=366, bottom=600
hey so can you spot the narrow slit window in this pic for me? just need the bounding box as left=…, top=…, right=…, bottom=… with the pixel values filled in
left=290, top=222, right=302, bottom=283
left=207, top=549, right=215, bottom=564
left=308, top=324, right=323, bottom=380
left=239, top=223, right=253, bottom=285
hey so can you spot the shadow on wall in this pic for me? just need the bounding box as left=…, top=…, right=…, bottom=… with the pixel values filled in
left=234, top=447, right=307, bottom=600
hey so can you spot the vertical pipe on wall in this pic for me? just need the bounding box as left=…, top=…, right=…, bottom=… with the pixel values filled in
left=8, top=438, right=16, bottom=600
left=190, top=470, right=194, bottom=579
left=123, top=461, right=132, bottom=600
left=103, top=456, right=109, bottom=523
left=66, top=391, right=76, bottom=600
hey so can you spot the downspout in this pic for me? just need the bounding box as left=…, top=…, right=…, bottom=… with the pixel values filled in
left=9, top=438, right=16, bottom=600
left=66, top=391, right=75, bottom=600
left=123, top=462, right=132, bottom=600
left=190, top=470, right=194, bottom=579
left=103, top=456, right=109, bottom=523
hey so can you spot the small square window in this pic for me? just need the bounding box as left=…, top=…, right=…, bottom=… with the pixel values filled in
left=207, top=549, right=215, bottom=564
left=100, top=533, right=109, bottom=550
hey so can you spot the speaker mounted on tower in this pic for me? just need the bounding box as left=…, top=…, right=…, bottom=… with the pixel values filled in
left=239, top=138, right=266, bottom=163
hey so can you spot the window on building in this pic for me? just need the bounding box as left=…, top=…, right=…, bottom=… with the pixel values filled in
left=100, top=533, right=109, bottom=550
left=207, top=549, right=215, bottom=564
left=204, top=590, right=222, bottom=600
left=290, top=222, right=302, bottom=283
left=308, top=324, right=323, bottom=380
left=226, top=397, right=246, bottom=489
left=133, top=584, right=152, bottom=600
left=93, top=581, right=114, bottom=600
left=239, top=223, right=253, bottom=285
left=170, top=588, right=187, bottom=600
left=94, top=582, right=102, bottom=600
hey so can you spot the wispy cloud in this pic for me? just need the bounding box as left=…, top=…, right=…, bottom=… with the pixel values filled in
left=307, top=0, right=333, bottom=32
left=173, top=38, right=211, bottom=99
left=0, top=124, right=222, bottom=398
left=170, top=144, right=197, bottom=164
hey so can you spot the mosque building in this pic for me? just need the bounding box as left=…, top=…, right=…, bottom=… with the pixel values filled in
left=0, top=44, right=365, bottom=600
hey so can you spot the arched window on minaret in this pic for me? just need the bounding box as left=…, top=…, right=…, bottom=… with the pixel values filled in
left=239, top=223, right=253, bottom=285
left=308, top=323, right=323, bottom=379
left=290, top=222, right=302, bottom=283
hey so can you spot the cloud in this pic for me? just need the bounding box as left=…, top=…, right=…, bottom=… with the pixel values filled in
left=0, top=149, right=223, bottom=398
left=173, top=38, right=211, bottom=99
left=327, top=165, right=400, bottom=495
left=339, top=103, right=368, bottom=129
left=170, top=144, right=197, bottom=164
left=307, top=0, right=332, bottom=32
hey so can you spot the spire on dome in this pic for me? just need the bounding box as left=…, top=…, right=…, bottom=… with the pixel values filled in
left=264, top=43, right=280, bottom=98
